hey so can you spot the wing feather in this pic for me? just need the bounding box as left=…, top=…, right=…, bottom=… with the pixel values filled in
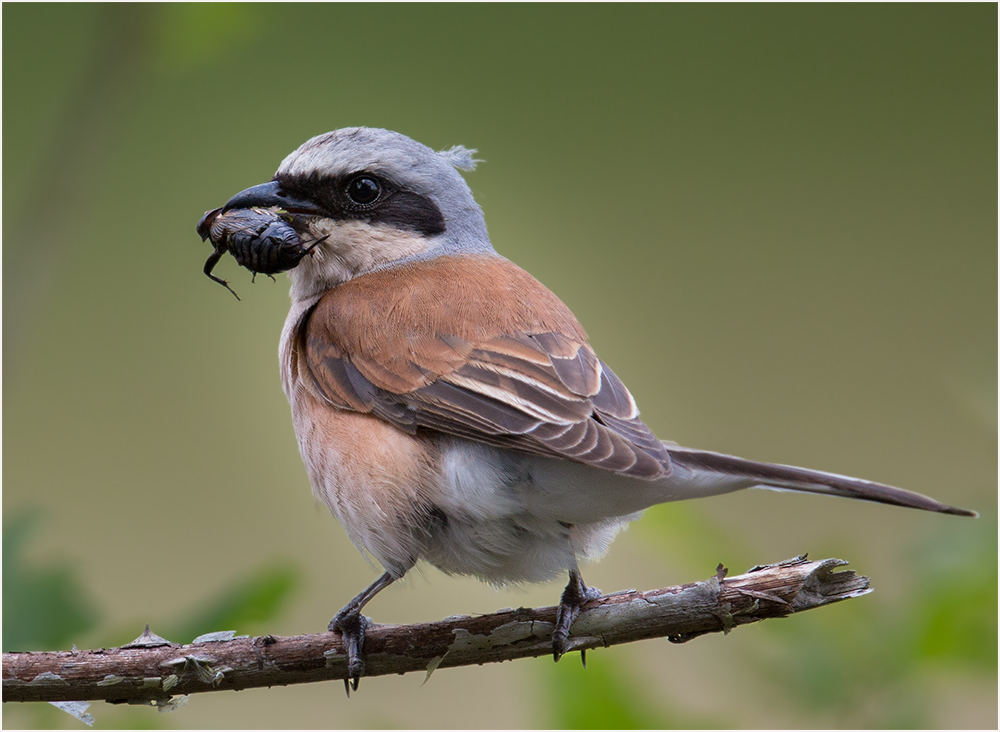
left=590, top=363, right=639, bottom=419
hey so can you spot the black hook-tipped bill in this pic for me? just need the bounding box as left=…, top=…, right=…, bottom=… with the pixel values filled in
left=222, top=180, right=324, bottom=216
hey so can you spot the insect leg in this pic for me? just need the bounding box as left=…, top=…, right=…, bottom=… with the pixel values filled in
left=302, top=233, right=329, bottom=258
left=203, top=250, right=241, bottom=301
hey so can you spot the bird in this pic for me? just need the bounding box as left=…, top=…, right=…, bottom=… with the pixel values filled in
left=211, top=126, right=975, bottom=691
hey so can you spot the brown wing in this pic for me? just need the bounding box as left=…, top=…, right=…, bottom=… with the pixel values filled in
left=295, top=255, right=671, bottom=480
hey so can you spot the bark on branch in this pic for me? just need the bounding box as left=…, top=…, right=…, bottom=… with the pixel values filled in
left=3, top=556, right=869, bottom=706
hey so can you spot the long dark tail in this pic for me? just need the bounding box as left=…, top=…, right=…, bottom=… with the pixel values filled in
left=666, top=446, right=977, bottom=517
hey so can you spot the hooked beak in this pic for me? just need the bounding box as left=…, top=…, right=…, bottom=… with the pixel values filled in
left=222, top=180, right=325, bottom=216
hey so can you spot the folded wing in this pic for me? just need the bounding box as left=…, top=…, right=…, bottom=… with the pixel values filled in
left=295, top=255, right=672, bottom=480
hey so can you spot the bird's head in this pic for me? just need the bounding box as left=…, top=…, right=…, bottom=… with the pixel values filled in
left=221, top=127, right=492, bottom=300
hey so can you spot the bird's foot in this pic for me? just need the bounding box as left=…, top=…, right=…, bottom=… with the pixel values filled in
left=552, top=572, right=601, bottom=664
left=329, top=609, right=371, bottom=695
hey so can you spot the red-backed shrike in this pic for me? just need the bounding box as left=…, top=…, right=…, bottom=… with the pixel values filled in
left=211, top=127, right=975, bottom=690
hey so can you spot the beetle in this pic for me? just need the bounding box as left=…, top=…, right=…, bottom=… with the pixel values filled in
left=196, top=206, right=326, bottom=300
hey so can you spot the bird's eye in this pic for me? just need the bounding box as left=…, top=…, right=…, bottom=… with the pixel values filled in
left=346, top=175, right=382, bottom=206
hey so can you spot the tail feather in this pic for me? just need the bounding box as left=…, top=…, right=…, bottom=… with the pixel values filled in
left=666, top=447, right=977, bottom=517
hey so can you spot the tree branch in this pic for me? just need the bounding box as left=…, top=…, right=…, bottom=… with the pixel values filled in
left=2, top=556, right=869, bottom=705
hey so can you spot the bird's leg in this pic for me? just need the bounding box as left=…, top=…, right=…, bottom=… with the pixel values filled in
left=329, top=571, right=396, bottom=694
left=552, top=568, right=601, bottom=664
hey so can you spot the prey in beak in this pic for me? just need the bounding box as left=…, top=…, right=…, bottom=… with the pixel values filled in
left=196, top=183, right=327, bottom=300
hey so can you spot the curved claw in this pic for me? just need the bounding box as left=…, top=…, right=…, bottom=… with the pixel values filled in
left=552, top=570, right=601, bottom=663
left=330, top=611, right=370, bottom=694
left=326, top=571, right=397, bottom=696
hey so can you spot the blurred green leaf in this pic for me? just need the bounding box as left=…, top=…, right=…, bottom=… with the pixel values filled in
left=164, top=563, right=300, bottom=643
left=634, top=501, right=745, bottom=576
left=152, top=4, right=264, bottom=76
left=751, top=518, right=998, bottom=726
left=908, top=518, right=998, bottom=668
left=540, top=651, right=722, bottom=729
left=3, top=510, right=99, bottom=652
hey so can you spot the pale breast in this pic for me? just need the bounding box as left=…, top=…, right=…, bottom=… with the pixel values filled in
left=289, top=384, right=442, bottom=577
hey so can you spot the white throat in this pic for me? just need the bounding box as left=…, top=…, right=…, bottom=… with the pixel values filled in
left=288, top=219, right=435, bottom=302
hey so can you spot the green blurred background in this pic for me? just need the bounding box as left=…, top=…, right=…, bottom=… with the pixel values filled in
left=3, top=4, right=996, bottom=728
